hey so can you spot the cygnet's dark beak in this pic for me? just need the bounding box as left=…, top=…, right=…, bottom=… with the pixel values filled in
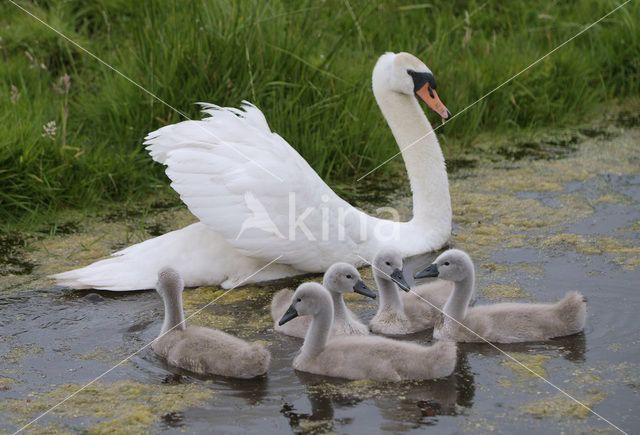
left=415, top=263, right=439, bottom=279
left=278, top=304, right=299, bottom=326
left=353, top=280, right=376, bottom=299
left=391, top=268, right=410, bottom=292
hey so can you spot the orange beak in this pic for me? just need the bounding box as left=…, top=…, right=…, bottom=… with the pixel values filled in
left=416, top=84, right=452, bottom=121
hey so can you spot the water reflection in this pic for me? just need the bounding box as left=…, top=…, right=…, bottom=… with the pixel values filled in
left=155, top=360, right=269, bottom=405
left=281, top=352, right=475, bottom=433
left=457, top=331, right=587, bottom=363
left=280, top=393, right=343, bottom=434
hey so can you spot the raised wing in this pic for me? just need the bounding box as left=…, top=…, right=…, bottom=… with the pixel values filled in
left=144, top=102, right=376, bottom=271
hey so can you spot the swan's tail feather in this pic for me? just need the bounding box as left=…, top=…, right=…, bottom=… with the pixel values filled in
left=50, top=223, right=302, bottom=291
left=50, top=225, right=206, bottom=291
left=52, top=256, right=155, bottom=291
left=555, top=291, right=587, bottom=334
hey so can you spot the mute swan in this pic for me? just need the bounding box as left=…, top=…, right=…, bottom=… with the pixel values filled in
left=271, top=262, right=375, bottom=338
left=279, top=282, right=456, bottom=381
left=369, top=247, right=455, bottom=334
left=52, top=51, right=452, bottom=291
left=151, top=267, right=270, bottom=378
left=414, top=250, right=587, bottom=343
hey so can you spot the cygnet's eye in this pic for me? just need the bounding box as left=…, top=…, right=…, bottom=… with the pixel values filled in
left=296, top=298, right=302, bottom=302
left=385, top=261, right=391, bottom=266
left=346, top=274, right=352, bottom=279
left=443, top=261, right=450, bottom=266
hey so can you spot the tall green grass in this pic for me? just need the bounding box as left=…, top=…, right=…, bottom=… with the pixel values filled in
left=1, top=0, right=638, bottom=224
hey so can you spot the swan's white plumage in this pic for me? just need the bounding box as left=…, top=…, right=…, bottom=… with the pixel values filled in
left=53, top=223, right=300, bottom=290
left=148, top=102, right=372, bottom=271
left=52, top=52, right=452, bottom=291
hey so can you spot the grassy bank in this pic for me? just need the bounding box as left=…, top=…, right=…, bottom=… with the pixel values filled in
left=1, top=0, right=638, bottom=225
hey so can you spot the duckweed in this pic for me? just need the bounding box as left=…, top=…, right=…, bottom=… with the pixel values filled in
left=520, top=391, right=607, bottom=418
left=5, top=345, right=44, bottom=365
left=306, top=379, right=416, bottom=401
left=183, top=286, right=263, bottom=308
left=0, top=377, right=15, bottom=391
left=607, top=343, right=623, bottom=352
left=479, top=262, right=515, bottom=275
left=306, top=379, right=382, bottom=401
left=540, top=233, right=640, bottom=269
left=186, top=310, right=237, bottom=331
left=500, top=353, right=552, bottom=379
left=481, top=283, right=530, bottom=301
left=460, top=416, right=497, bottom=432
left=448, top=128, right=639, bottom=272
left=1, top=380, right=214, bottom=430
left=613, top=256, right=640, bottom=270
left=593, top=192, right=633, bottom=205
left=540, top=233, right=586, bottom=251
left=74, top=349, right=133, bottom=366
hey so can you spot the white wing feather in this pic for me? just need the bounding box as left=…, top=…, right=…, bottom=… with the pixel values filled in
left=144, top=103, right=375, bottom=271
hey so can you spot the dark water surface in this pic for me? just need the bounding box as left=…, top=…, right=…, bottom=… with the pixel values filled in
left=1, top=127, right=639, bottom=434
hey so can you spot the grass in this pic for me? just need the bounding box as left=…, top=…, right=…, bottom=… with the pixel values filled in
left=1, top=0, right=638, bottom=226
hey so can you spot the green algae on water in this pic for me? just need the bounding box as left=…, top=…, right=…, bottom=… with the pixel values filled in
left=480, top=262, right=515, bottom=275
left=500, top=353, right=552, bottom=379
left=448, top=127, right=640, bottom=266
left=520, top=391, right=607, bottom=418
left=0, top=377, right=15, bottom=391
left=481, top=283, right=530, bottom=301
left=306, top=379, right=419, bottom=401
left=593, top=192, right=634, bottom=205
left=613, top=256, right=640, bottom=271
left=540, top=233, right=640, bottom=269
left=73, top=349, right=133, bottom=366
left=186, top=310, right=237, bottom=330
left=606, top=343, right=623, bottom=352
left=185, top=307, right=274, bottom=339
left=183, top=286, right=266, bottom=308
left=1, top=380, right=214, bottom=430
left=5, top=345, right=44, bottom=365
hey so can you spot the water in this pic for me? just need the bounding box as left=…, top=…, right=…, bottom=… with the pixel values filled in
left=1, top=125, right=639, bottom=434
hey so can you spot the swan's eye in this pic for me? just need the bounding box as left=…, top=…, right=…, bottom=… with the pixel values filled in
left=296, top=298, right=301, bottom=302
left=346, top=274, right=352, bottom=279
left=443, top=261, right=450, bottom=266
left=385, top=261, right=391, bottom=266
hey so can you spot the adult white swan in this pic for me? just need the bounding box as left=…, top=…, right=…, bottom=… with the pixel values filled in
left=52, top=52, right=452, bottom=290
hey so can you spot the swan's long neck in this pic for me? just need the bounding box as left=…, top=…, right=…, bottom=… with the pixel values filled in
left=302, top=296, right=334, bottom=358
left=442, top=273, right=475, bottom=323
left=375, top=275, right=404, bottom=315
left=330, top=292, right=349, bottom=323
left=160, top=290, right=186, bottom=335
left=372, top=69, right=451, bottom=229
